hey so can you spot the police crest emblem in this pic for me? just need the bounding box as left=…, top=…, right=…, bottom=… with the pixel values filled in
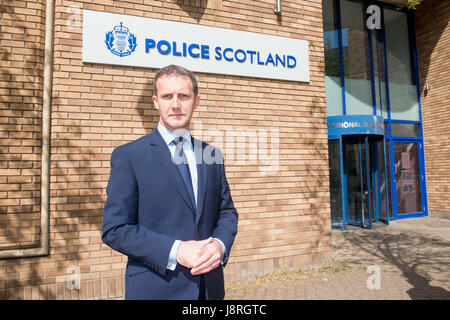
left=105, top=22, right=137, bottom=57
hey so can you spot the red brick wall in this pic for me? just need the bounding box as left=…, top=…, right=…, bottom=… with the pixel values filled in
left=415, top=0, right=450, bottom=219
left=0, top=0, right=332, bottom=299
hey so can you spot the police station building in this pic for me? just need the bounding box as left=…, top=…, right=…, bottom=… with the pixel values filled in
left=0, top=0, right=448, bottom=299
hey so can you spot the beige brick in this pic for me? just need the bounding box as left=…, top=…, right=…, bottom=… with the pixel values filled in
left=0, top=0, right=332, bottom=299
left=416, top=0, right=450, bottom=219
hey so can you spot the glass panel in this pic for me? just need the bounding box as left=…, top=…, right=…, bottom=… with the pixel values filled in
left=344, top=139, right=362, bottom=224
left=361, top=137, right=371, bottom=226
left=384, top=9, right=420, bottom=121
left=391, top=122, right=421, bottom=137
left=344, top=137, right=371, bottom=226
left=341, top=0, right=373, bottom=116
left=394, top=142, right=422, bottom=214
left=384, top=121, right=390, bottom=136
left=369, top=139, right=378, bottom=221
left=323, top=0, right=343, bottom=116
left=328, top=140, right=343, bottom=224
left=378, top=139, right=389, bottom=222
left=372, top=30, right=388, bottom=118
left=385, top=139, right=393, bottom=218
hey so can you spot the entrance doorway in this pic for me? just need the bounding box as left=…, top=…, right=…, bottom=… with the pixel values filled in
left=390, top=141, right=425, bottom=219
left=343, top=135, right=389, bottom=228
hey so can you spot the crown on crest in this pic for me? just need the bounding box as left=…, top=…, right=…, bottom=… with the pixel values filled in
left=113, top=22, right=129, bottom=38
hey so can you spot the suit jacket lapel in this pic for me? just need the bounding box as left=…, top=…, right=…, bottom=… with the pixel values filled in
left=148, top=130, right=196, bottom=215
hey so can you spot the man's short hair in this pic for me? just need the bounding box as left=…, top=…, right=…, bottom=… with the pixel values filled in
left=153, top=64, right=198, bottom=97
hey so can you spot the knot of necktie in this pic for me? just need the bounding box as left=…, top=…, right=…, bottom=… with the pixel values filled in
left=172, top=137, right=187, bottom=165
left=172, top=136, right=185, bottom=146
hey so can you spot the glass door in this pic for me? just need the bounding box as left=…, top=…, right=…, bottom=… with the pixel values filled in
left=375, top=138, right=389, bottom=224
left=328, top=139, right=344, bottom=226
left=343, top=136, right=372, bottom=228
left=343, top=135, right=389, bottom=228
left=391, top=141, right=424, bottom=218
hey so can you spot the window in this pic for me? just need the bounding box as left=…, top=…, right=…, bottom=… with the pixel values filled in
left=323, top=0, right=344, bottom=116
left=322, top=0, right=421, bottom=124
left=340, top=0, right=373, bottom=116
left=384, top=8, right=420, bottom=121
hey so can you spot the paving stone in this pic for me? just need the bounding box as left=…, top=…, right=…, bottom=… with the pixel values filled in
left=225, top=217, right=450, bottom=300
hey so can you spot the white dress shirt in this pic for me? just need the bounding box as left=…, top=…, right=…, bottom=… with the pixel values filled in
left=157, top=122, right=198, bottom=204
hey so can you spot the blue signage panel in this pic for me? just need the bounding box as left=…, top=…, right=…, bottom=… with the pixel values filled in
left=327, top=115, right=385, bottom=138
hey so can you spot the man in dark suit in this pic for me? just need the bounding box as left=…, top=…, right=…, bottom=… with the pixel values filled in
left=102, top=65, right=238, bottom=300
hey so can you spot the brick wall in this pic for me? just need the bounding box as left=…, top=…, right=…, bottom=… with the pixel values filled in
left=0, top=0, right=332, bottom=299
left=415, top=0, right=450, bottom=219
left=0, top=0, right=44, bottom=252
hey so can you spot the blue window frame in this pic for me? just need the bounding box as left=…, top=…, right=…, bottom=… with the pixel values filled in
left=323, top=0, right=428, bottom=228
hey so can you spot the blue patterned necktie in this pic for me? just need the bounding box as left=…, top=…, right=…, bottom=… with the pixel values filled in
left=172, top=137, right=196, bottom=212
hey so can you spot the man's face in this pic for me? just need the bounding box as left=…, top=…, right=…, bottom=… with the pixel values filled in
left=152, top=74, right=200, bottom=135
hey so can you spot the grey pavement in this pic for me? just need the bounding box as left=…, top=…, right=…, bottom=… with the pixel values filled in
left=224, top=217, right=450, bottom=300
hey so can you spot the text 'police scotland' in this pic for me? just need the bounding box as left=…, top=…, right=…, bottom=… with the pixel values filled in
left=145, top=38, right=297, bottom=68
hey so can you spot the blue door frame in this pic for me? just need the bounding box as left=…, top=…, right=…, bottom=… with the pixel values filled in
left=388, top=139, right=427, bottom=220
left=340, top=135, right=388, bottom=229
left=325, top=0, right=428, bottom=229
left=343, top=136, right=372, bottom=228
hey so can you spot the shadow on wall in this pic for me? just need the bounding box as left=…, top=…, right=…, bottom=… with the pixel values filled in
left=174, top=0, right=283, bottom=25
left=0, top=0, right=162, bottom=299
left=336, top=228, right=450, bottom=300
left=174, top=0, right=209, bottom=23
left=136, top=75, right=159, bottom=131
left=47, top=70, right=156, bottom=299
left=41, top=61, right=159, bottom=299
left=0, top=2, right=44, bottom=242
left=305, top=95, right=332, bottom=261
left=0, top=0, right=49, bottom=299
left=1, top=0, right=329, bottom=296
left=414, top=0, right=449, bottom=95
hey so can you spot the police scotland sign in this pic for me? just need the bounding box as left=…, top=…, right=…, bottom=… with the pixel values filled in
left=82, top=10, right=310, bottom=82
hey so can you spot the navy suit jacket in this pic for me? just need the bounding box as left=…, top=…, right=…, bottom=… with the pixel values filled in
left=102, top=129, right=238, bottom=300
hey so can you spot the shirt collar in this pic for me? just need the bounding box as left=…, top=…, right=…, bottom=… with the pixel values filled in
left=157, top=122, right=192, bottom=148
